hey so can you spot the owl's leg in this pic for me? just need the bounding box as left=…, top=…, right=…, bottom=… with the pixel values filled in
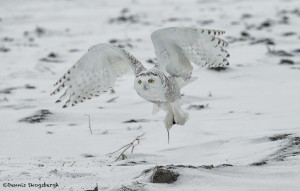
left=167, top=116, right=177, bottom=144
left=163, top=103, right=174, bottom=144
left=167, top=129, right=169, bottom=144
left=162, top=101, right=188, bottom=143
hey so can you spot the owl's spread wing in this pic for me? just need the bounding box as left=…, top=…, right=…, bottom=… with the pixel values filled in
left=51, top=43, right=146, bottom=107
left=151, top=27, right=230, bottom=80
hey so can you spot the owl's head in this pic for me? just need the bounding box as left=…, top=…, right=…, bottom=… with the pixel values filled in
left=134, top=70, right=165, bottom=95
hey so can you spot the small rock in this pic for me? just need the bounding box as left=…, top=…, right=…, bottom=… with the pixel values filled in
left=2, top=37, right=14, bottom=42
left=168, top=17, right=179, bottom=22
left=143, top=164, right=233, bottom=182
left=279, top=59, right=294, bottom=65
left=208, top=67, right=228, bottom=71
left=146, top=58, right=157, bottom=64
left=109, top=15, right=139, bottom=24
left=188, top=104, right=208, bottom=110
left=25, top=84, right=36, bottom=89
left=123, top=119, right=147, bottom=123
left=0, top=87, right=16, bottom=94
left=82, top=154, right=95, bottom=158
left=198, top=19, right=214, bottom=25
left=282, top=32, right=296, bottom=36
left=279, top=16, right=289, bottom=24
left=109, top=39, right=118, bottom=44
left=19, top=109, right=52, bottom=123
left=35, top=26, right=46, bottom=36
left=0, top=47, right=10, bottom=53
left=251, top=38, right=275, bottom=45
left=69, top=49, right=80, bottom=52
left=150, top=167, right=179, bottom=184
left=116, top=44, right=125, bottom=48
left=257, top=20, right=273, bottom=29
left=269, top=134, right=291, bottom=141
left=241, top=13, right=252, bottom=19
left=230, top=21, right=240, bottom=25
left=121, top=8, right=129, bottom=14
left=48, top=52, right=57, bottom=58
left=261, top=21, right=271, bottom=27
left=23, top=31, right=29, bottom=36
left=251, top=161, right=267, bottom=166
left=268, top=49, right=293, bottom=57
left=293, top=49, right=300, bottom=53
left=241, top=31, right=250, bottom=37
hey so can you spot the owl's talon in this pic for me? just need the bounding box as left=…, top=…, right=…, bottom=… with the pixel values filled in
left=167, top=128, right=170, bottom=144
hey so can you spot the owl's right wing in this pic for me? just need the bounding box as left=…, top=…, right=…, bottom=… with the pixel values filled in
left=151, top=27, right=230, bottom=81
left=51, top=43, right=146, bottom=108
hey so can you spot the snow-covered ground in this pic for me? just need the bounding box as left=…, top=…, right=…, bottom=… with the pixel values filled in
left=1, top=0, right=300, bottom=190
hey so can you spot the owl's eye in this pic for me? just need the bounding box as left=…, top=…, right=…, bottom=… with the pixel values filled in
left=138, top=80, right=142, bottom=84
left=148, top=79, right=154, bottom=83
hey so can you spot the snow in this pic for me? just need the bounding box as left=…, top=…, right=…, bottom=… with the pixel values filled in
left=1, top=0, right=300, bottom=190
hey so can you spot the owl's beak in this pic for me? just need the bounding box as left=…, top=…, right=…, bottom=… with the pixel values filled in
left=143, top=84, right=149, bottom=90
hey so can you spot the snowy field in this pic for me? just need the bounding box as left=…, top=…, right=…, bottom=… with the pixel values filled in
left=1, top=0, right=300, bottom=190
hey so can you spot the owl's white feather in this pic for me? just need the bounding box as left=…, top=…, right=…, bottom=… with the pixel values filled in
left=51, top=43, right=145, bottom=107
left=151, top=27, right=230, bottom=82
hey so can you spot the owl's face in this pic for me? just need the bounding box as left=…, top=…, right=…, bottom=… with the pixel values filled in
left=134, top=73, right=166, bottom=102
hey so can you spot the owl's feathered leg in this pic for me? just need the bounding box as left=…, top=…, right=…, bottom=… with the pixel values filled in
left=162, top=101, right=189, bottom=144
left=172, top=100, right=189, bottom=125
left=163, top=102, right=174, bottom=144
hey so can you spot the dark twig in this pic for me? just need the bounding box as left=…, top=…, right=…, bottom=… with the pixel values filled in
left=70, top=161, right=76, bottom=167
left=108, top=133, right=145, bottom=162
left=85, top=114, right=93, bottom=134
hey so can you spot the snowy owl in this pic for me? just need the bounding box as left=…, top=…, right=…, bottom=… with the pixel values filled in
left=51, top=27, right=229, bottom=143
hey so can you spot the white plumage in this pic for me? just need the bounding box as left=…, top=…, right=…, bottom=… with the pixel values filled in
left=51, top=27, right=230, bottom=143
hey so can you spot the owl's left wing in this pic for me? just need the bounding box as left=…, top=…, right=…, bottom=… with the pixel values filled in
left=51, top=43, right=146, bottom=107
left=151, top=27, right=230, bottom=81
